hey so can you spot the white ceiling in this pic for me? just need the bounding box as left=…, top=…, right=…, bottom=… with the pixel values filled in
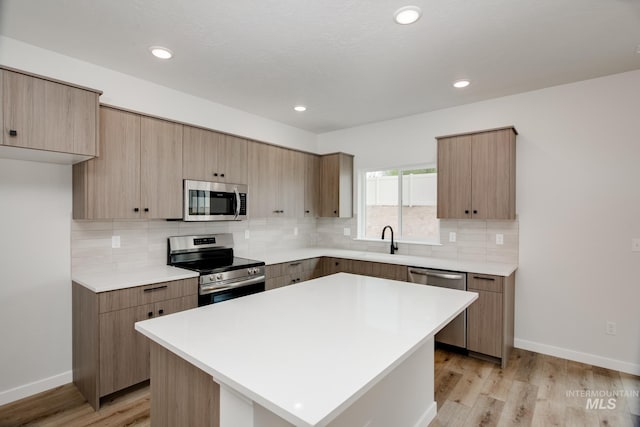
left=1, top=0, right=639, bottom=133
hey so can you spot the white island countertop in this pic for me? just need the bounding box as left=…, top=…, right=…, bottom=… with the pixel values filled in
left=135, top=273, right=478, bottom=427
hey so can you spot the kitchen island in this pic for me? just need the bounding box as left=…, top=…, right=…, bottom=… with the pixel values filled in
left=135, top=273, right=477, bottom=427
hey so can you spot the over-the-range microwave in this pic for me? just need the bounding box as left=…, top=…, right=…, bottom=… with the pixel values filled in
left=183, top=180, right=247, bottom=221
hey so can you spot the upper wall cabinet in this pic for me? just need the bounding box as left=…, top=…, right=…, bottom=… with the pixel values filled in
left=1, top=67, right=101, bottom=159
left=73, top=107, right=183, bottom=220
left=182, top=126, right=248, bottom=185
left=304, top=153, right=320, bottom=217
left=436, top=127, right=517, bottom=220
left=319, top=153, right=353, bottom=218
left=248, top=142, right=304, bottom=218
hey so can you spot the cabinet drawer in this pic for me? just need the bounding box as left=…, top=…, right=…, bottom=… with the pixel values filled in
left=467, top=273, right=503, bottom=293
left=99, top=278, right=198, bottom=313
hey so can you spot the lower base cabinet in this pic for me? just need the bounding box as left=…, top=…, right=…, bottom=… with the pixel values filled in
left=466, top=272, right=515, bottom=368
left=266, top=258, right=322, bottom=289
left=322, top=257, right=407, bottom=281
left=72, top=278, right=198, bottom=410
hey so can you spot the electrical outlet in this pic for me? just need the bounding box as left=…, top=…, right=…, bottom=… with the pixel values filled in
left=293, top=227, right=298, bottom=236
left=632, top=238, right=640, bottom=252
left=496, top=234, right=504, bottom=245
left=344, top=228, right=351, bottom=236
left=606, top=321, right=617, bottom=335
left=111, top=235, right=120, bottom=249
left=244, top=229, right=250, bottom=240
left=449, top=232, right=456, bottom=243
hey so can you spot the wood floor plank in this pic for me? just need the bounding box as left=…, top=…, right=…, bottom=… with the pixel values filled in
left=531, top=399, right=565, bottom=427
left=434, top=370, right=463, bottom=409
left=465, top=395, right=505, bottom=427
left=429, top=400, right=470, bottom=427
left=593, top=366, right=630, bottom=415
left=564, top=406, right=600, bottom=427
left=496, top=379, right=538, bottom=427
left=481, top=348, right=522, bottom=402
left=598, top=411, right=636, bottom=427
left=566, top=360, right=595, bottom=409
left=447, top=356, right=494, bottom=408
left=620, top=372, right=640, bottom=416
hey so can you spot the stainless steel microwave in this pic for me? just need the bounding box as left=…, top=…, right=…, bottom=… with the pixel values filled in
left=183, top=180, right=247, bottom=221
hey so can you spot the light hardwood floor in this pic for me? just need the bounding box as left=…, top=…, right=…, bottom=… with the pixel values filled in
left=0, top=348, right=638, bottom=427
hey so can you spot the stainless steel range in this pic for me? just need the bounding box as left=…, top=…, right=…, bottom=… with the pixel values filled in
left=168, top=233, right=265, bottom=306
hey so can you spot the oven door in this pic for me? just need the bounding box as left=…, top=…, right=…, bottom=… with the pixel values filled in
left=184, top=180, right=247, bottom=221
left=198, top=276, right=265, bottom=306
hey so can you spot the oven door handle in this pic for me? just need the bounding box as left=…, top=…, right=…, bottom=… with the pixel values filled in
left=234, top=187, right=241, bottom=219
left=200, top=275, right=265, bottom=295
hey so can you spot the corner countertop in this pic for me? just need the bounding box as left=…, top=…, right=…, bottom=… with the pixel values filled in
left=72, top=265, right=199, bottom=293
left=135, top=273, right=478, bottom=427
left=243, top=247, right=517, bottom=277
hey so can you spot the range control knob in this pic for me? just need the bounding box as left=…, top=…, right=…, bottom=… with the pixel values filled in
left=215, top=273, right=223, bottom=281
left=248, top=268, right=254, bottom=275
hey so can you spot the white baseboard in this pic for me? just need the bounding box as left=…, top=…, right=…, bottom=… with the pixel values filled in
left=0, top=371, right=72, bottom=407
left=415, top=401, right=437, bottom=427
left=515, top=339, right=640, bottom=376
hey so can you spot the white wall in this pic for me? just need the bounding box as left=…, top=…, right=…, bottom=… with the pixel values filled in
left=0, top=159, right=73, bottom=405
left=319, top=70, right=640, bottom=375
left=0, top=36, right=317, bottom=152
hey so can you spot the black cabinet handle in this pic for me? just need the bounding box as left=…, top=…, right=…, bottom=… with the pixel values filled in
left=289, top=262, right=301, bottom=266
left=144, top=208, right=149, bottom=212
left=335, top=262, right=340, bottom=266
left=473, top=210, right=478, bottom=214
left=473, top=276, right=495, bottom=281
left=158, top=309, right=164, bottom=315
left=305, top=210, right=310, bottom=214
left=134, top=208, right=140, bottom=212
left=213, top=173, right=218, bottom=177
left=464, top=210, right=469, bottom=214
left=220, top=173, right=225, bottom=177
left=143, top=285, right=168, bottom=292
left=148, top=311, right=153, bottom=318
left=333, top=210, right=337, bottom=214
left=9, top=130, right=17, bottom=137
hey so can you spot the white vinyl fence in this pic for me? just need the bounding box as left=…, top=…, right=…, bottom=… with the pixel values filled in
left=366, top=173, right=437, bottom=206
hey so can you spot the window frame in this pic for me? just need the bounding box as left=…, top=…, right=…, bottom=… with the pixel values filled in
left=358, top=163, right=439, bottom=244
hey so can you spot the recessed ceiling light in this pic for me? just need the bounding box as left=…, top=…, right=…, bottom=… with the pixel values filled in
left=149, top=46, right=173, bottom=59
left=453, top=80, right=471, bottom=89
left=294, top=105, right=307, bottom=112
left=394, top=6, right=422, bottom=25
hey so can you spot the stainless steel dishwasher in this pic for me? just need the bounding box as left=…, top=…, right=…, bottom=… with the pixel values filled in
left=407, top=267, right=467, bottom=348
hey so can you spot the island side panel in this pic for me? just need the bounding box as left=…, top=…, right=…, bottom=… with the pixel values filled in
left=150, top=341, right=220, bottom=427
left=72, top=281, right=99, bottom=410
left=326, top=337, right=436, bottom=427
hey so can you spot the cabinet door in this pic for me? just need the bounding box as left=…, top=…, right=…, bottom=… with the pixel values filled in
left=220, top=135, right=248, bottom=184
left=182, top=126, right=219, bottom=182
left=467, top=274, right=504, bottom=358
left=248, top=142, right=280, bottom=218
left=281, top=149, right=305, bottom=218
left=3, top=70, right=97, bottom=155
left=93, top=108, right=141, bottom=219
left=140, top=117, right=183, bottom=219
left=319, top=154, right=339, bottom=217
left=471, top=129, right=515, bottom=220
left=0, top=70, right=4, bottom=145
left=304, top=154, right=320, bottom=217
left=437, top=136, right=472, bottom=219
left=99, top=304, right=153, bottom=396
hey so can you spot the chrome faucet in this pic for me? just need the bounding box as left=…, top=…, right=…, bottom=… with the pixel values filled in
left=381, top=225, right=398, bottom=255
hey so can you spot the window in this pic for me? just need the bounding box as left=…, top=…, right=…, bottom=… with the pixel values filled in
left=360, top=166, right=438, bottom=242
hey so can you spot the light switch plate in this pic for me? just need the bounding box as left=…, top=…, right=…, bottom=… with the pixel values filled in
left=294, top=227, right=298, bottom=236
left=449, top=232, right=456, bottom=243
left=343, top=228, right=351, bottom=236
left=111, top=235, right=120, bottom=249
left=632, top=238, right=640, bottom=252
left=496, top=234, right=504, bottom=245
left=244, top=229, right=250, bottom=240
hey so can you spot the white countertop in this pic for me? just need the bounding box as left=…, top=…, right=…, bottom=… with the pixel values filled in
left=135, top=273, right=478, bottom=427
left=72, top=265, right=199, bottom=293
left=249, top=247, right=517, bottom=277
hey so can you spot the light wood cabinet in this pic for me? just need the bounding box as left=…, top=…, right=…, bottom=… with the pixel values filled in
left=73, top=106, right=183, bottom=219
left=321, top=257, right=407, bottom=281
left=72, top=278, right=198, bottom=410
left=319, top=153, right=353, bottom=218
left=266, top=258, right=322, bottom=290
left=304, top=153, right=320, bottom=217
left=437, top=127, right=516, bottom=220
left=183, top=126, right=248, bottom=184
left=248, top=142, right=305, bottom=218
left=1, top=67, right=100, bottom=156
left=466, top=272, right=515, bottom=368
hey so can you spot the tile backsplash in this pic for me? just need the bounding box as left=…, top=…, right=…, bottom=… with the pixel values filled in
left=71, top=216, right=518, bottom=272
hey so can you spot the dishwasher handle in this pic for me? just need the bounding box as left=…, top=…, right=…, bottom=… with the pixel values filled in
left=408, top=268, right=464, bottom=280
